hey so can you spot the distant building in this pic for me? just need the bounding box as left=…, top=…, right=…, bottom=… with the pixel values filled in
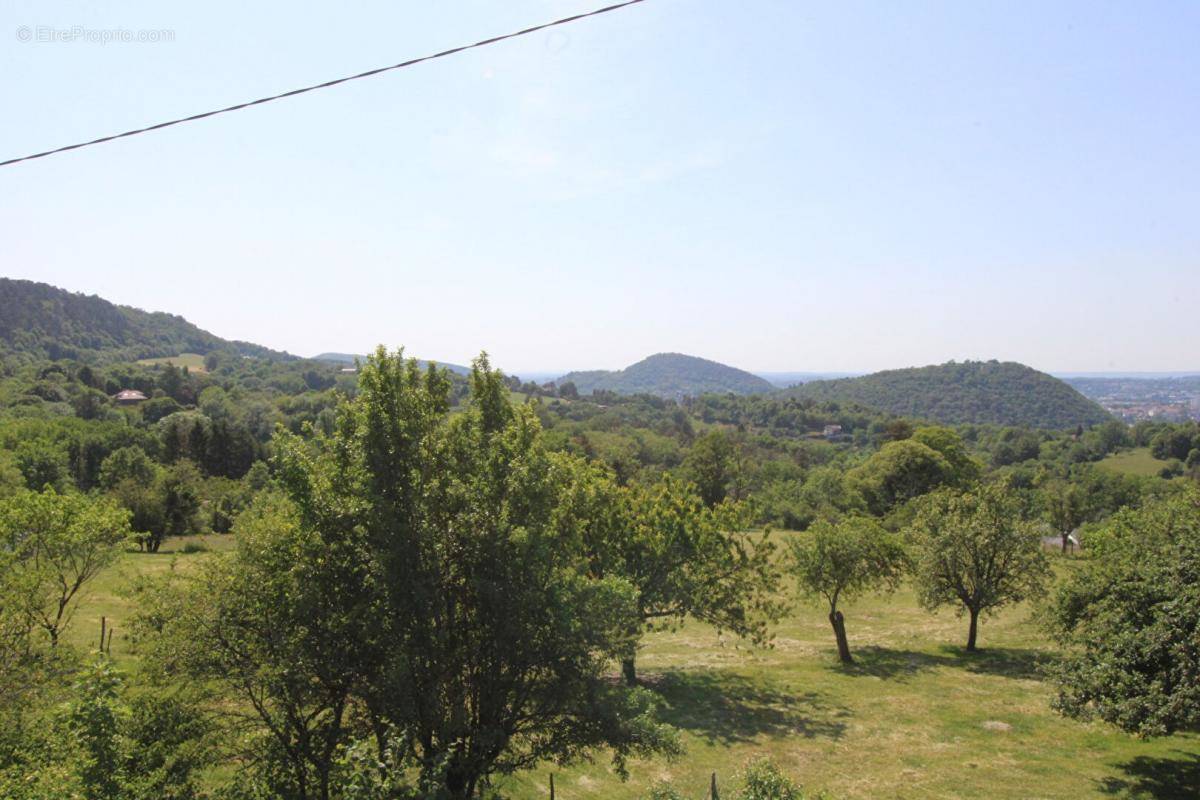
left=823, top=424, right=843, bottom=438
left=113, top=389, right=148, bottom=404
left=340, top=367, right=357, bottom=374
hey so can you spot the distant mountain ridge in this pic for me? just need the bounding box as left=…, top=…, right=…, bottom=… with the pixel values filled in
left=784, top=360, right=1110, bottom=429
left=0, top=278, right=292, bottom=363
left=313, top=352, right=471, bottom=375
left=558, top=353, right=775, bottom=397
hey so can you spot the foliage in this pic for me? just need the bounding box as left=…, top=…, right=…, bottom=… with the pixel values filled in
left=845, top=439, right=961, bottom=515
left=0, top=488, right=131, bottom=646
left=789, top=516, right=907, bottom=662
left=683, top=430, right=746, bottom=506
left=11, top=658, right=215, bottom=800
left=139, top=349, right=680, bottom=799
left=734, top=757, right=809, bottom=800
left=1047, top=488, right=1200, bottom=736
left=578, top=469, right=784, bottom=683
left=99, top=445, right=158, bottom=489
left=641, top=758, right=821, bottom=800
left=908, top=483, right=1050, bottom=651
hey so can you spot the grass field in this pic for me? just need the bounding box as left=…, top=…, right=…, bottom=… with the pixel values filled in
left=64, top=533, right=235, bottom=659
left=1097, top=448, right=1166, bottom=478
left=135, top=352, right=209, bottom=373
left=72, top=536, right=1199, bottom=800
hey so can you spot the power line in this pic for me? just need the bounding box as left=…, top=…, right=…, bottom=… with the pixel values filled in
left=0, top=0, right=646, bottom=169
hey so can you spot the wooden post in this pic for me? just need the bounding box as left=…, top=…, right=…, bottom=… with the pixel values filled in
left=106, top=627, right=113, bottom=654
left=100, top=616, right=106, bottom=652
left=710, top=771, right=719, bottom=800
left=549, top=773, right=555, bottom=800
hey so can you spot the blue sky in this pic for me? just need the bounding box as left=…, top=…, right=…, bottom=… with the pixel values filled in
left=3, top=1, right=1197, bottom=373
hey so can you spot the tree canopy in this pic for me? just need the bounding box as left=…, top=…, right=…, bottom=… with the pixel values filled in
left=1047, top=487, right=1200, bottom=736
left=138, top=349, right=679, bottom=799
left=908, top=483, right=1050, bottom=651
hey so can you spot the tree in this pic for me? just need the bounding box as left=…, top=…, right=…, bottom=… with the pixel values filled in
left=1038, top=476, right=1087, bottom=553
left=1046, top=488, right=1200, bottom=735
left=140, top=349, right=677, bottom=799
left=579, top=472, right=783, bottom=684
left=788, top=516, right=907, bottom=663
left=156, top=461, right=201, bottom=550
left=136, top=494, right=371, bottom=800
left=910, top=426, right=982, bottom=485
left=0, top=489, right=131, bottom=646
left=14, top=439, right=70, bottom=491
left=558, top=380, right=579, bottom=399
left=683, top=430, right=741, bottom=507
left=846, top=439, right=959, bottom=515
left=99, top=446, right=158, bottom=490
left=72, top=387, right=111, bottom=421
left=909, top=484, right=1050, bottom=651
left=1150, top=426, right=1196, bottom=462
left=4, top=657, right=215, bottom=800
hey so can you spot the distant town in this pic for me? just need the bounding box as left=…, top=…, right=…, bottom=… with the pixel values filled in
left=1064, top=375, right=1200, bottom=422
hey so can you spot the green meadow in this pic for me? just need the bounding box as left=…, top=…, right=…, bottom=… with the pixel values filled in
left=1096, top=448, right=1167, bottom=478
left=135, top=352, right=209, bottom=373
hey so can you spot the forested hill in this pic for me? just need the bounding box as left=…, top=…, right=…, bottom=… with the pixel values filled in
left=558, top=353, right=775, bottom=397
left=0, top=278, right=292, bottom=363
left=783, top=360, right=1111, bottom=428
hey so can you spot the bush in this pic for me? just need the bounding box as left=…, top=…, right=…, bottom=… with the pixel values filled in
left=736, top=757, right=806, bottom=800
left=640, top=758, right=825, bottom=800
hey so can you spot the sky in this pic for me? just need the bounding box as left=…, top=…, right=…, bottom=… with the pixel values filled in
left=2, top=1, right=1198, bottom=374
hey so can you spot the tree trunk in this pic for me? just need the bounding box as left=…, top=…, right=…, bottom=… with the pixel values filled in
left=966, top=607, right=979, bottom=652
left=1061, top=532, right=1070, bottom=554
left=621, top=657, right=637, bottom=686
left=829, top=610, right=852, bottom=663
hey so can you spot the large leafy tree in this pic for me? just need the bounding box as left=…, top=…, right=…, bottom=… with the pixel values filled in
left=140, top=349, right=677, bottom=800
left=136, top=493, right=372, bottom=800
left=910, top=426, right=982, bottom=485
left=574, top=471, right=783, bottom=685
left=789, top=516, right=907, bottom=663
left=1047, top=487, right=1200, bottom=735
left=846, top=439, right=960, bottom=516
left=909, top=483, right=1049, bottom=651
left=682, top=430, right=746, bottom=507
left=0, top=488, right=130, bottom=647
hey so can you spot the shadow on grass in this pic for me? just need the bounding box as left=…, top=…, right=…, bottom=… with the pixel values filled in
left=836, top=645, right=1051, bottom=682
left=1098, top=751, right=1200, bottom=799
left=649, top=669, right=849, bottom=744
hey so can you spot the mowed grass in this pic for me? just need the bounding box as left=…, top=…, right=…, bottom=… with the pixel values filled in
left=136, top=352, right=209, bottom=373
left=71, top=536, right=1200, bottom=799
left=64, top=533, right=235, bottom=661
left=1097, top=448, right=1166, bottom=478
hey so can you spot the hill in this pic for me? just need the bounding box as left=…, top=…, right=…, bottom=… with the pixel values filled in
left=784, top=360, right=1110, bottom=428
left=313, top=352, right=471, bottom=375
left=557, top=353, right=775, bottom=397
left=0, top=278, right=291, bottom=363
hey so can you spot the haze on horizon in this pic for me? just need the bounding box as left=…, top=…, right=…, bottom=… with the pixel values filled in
left=2, top=1, right=1197, bottom=374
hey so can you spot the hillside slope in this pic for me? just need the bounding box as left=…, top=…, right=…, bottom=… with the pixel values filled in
left=558, top=353, right=774, bottom=397
left=784, top=360, right=1110, bottom=428
left=0, top=278, right=291, bottom=363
